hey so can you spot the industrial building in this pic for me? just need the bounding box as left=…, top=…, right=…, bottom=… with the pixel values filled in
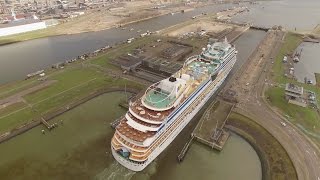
left=285, top=83, right=307, bottom=107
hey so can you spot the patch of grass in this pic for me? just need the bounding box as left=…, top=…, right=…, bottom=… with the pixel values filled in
left=0, top=64, right=143, bottom=134
left=268, top=32, right=320, bottom=141
left=24, top=67, right=101, bottom=104
left=90, top=36, right=156, bottom=68
left=265, top=87, right=320, bottom=132
left=272, top=32, right=303, bottom=84
left=0, top=102, right=27, bottom=117
left=0, top=79, right=39, bottom=99
left=315, top=73, right=320, bottom=88
left=227, top=112, right=297, bottom=180
left=0, top=33, right=151, bottom=135
left=0, top=107, right=36, bottom=134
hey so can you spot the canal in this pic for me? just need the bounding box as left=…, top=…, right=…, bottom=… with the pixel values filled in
left=232, top=0, right=320, bottom=31
left=0, top=3, right=237, bottom=85
left=0, top=92, right=261, bottom=180
left=0, top=29, right=266, bottom=179
left=2, top=0, right=317, bottom=178
left=294, top=42, right=320, bottom=84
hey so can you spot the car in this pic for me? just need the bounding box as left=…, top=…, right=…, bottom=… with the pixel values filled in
left=280, top=122, right=287, bottom=127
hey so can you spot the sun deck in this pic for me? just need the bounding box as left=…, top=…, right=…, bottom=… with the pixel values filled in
left=113, top=133, right=147, bottom=152
left=186, top=60, right=218, bottom=75
left=130, top=98, right=173, bottom=122
left=116, top=119, right=156, bottom=142
left=143, top=89, right=175, bottom=109
left=127, top=112, right=161, bottom=129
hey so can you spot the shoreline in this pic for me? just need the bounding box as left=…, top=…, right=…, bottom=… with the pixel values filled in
left=226, top=112, right=298, bottom=180
left=0, top=2, right=213, bottom=47
left=226, top=126, right=268, bottom=180
left=0, top=87, right=140, bottom=144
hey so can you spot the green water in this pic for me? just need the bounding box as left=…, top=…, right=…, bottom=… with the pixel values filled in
left=148, top=135, right=262, bottom=180
left=0, top=92, right=127, bottom=180
left=0, top=92, right=261, bottom=180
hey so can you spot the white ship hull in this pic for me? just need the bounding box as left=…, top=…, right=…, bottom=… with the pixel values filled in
left=112, top=55, right=236, bottom=171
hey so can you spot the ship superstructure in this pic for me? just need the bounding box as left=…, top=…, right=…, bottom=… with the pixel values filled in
left=111, top=38, right=237, bottom=171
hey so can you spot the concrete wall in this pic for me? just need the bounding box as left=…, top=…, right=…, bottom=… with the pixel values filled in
left=0, top=21, right=47, bottom=37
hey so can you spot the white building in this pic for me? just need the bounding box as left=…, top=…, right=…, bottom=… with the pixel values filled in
left=0, top=20, right=47, bottom=36
left=0, top=10, right=47, bottom=37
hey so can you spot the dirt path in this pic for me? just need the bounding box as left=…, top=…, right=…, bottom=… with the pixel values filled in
left=0, top=80, right=56, bottom=109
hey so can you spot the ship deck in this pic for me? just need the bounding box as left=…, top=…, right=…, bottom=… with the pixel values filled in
left=143, top=89, right=175, bottom=109
left=117, top=119, right=156, bottom=142
left=128, top=112, right=161, bottom=128
left=186, top=60, right=217, bottom=75
left=130, top=99, right=173, bottom=122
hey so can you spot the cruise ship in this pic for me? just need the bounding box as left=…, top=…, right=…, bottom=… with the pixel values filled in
left=111, top=38, right=237, bottom=171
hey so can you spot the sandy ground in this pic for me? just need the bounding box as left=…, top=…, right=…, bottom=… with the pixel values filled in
left=51, top=1, right=209, bottom=35
left=216, top=6, right=249, bottom=21
left=166, top=21, right=232, bottom=37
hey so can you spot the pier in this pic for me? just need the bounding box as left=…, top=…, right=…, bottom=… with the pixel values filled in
left=215, top=19, right=270, bottom=32
left=303, top=36, right=320, bottom=43
left=250, top=25, right=270, bottom=31
left=119, top=101, right=129, bottom=109
left=110, top=116, right=123, bottom=129
left=192, top=100, right=233, bottom=151
left=177, top=100, right=234, bottom=162
left=40, top=117, right=56, bottom=130
left=177, top=136, right=194, bottom=162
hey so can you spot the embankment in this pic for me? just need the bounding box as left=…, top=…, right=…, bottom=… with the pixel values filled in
left=226, top=112, right=298, bottom=180
left=0, top=87, right=140, bottom=144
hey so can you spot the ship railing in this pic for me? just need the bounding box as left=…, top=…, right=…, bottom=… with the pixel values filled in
left=143, top=85, right=176, bottom=108
left=184, top=55, right=198, bottom=67
left=144, top=75, right=219, bottom=154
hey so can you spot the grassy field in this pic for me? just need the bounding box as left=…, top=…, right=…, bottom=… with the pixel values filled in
left=267, top=32, right=320, bottom=141
left=272, top=32, right=303, bottom=84
left=227, top=112, right=297, bottom=180
left=0, top=40, right=146, bottom=134
left=315, top=73, right=320, bottom=88
left=0, top=79, right=39, bottom=99
left=91, top=36, right=156, bottom=68
left=0, top=92, right=128, bottom=180
left=266, top=87, right=320, bottom=131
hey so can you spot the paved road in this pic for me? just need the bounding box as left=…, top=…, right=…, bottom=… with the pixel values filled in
left=226, top=30, right=320, bottom=180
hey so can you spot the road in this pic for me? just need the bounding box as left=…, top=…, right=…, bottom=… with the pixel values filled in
left=226, top=30, right=320, bottom=180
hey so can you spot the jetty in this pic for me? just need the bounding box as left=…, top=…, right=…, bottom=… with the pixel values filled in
left=192, top=100, right=233, bottom=151
left=119, top=101, right=129, bottom=109
left=110, top=116, right=123, bottom=129
left=177, top=100, right=233, bottom=162
left=40, top=117, right=56, bottom=130
left=303, top=37, right=320, bottom=43
left=250, top=25, right=269, bottom=31
left=177, top=136, right=194, bottom=162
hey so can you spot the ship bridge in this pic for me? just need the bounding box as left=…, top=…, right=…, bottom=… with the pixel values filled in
left=200, top=38, right=232, bottom=61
